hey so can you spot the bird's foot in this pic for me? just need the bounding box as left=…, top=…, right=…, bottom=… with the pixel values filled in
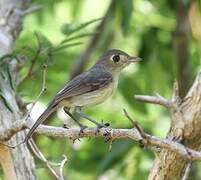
left=95, top=121, right=110, bottom=135
left=169, top=135, right=184, bottom=144
left=79, top=125, right=88, bottom=136
left=63, top=124, right=69, bottom=129
left=167, top=128, right=184, bottom=143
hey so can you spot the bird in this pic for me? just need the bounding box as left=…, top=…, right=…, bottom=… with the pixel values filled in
left=24, top=49, right=141, bottom=143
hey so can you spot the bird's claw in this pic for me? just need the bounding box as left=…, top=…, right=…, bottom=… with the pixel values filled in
left=104, top=122, right=110, bottom=127
left=63, top=124, right=69, bottom=129
left=95, top=122, right=110, bottom=135
left=170, top=135, right=183, bottom=143
left=100, top=119, right=110, bottom=127
left=79, top=125, right=88, bottom=136
left=168, top=128, right=184, bottom=143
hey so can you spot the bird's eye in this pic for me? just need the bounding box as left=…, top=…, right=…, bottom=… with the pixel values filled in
left=112, top=55, right=120, bottom=63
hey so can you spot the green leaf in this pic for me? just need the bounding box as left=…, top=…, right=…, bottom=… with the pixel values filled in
left=52, top=42, right=83, bottom=53
left=60, top=33, right=95, bottom=45
left=61, top=18, right=102, bottom=36
left=34, top=31, right=53, bottom=50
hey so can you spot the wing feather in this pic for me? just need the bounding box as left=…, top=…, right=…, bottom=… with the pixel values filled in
left=53, top=68, right=113, bottom=104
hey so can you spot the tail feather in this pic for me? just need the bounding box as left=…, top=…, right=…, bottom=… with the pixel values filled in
left=24, top=105, right=56, bottom=143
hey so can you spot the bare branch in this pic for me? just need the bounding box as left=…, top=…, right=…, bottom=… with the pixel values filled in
left=123, top=109, right=146, bottom=140
left=0, top=120, right=26, bottom=142
left=27, top=64, right=47, bottom=113
left=28, top=139, right=60, bottom=179
left=1, top=117, right=201, bottom=162
left=59, top=155, right=68, bottom=180
left=134, top=94, right=171, bottom=109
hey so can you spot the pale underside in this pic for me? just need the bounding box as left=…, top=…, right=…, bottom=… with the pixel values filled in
left=59, top=79, right=118, bottom=108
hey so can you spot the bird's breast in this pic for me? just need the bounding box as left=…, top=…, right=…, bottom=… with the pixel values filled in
left=61, top=80, right=118, bottom=108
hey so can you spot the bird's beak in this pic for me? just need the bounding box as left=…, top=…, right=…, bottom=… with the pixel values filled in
left=128, top=56, right=142, bottom=63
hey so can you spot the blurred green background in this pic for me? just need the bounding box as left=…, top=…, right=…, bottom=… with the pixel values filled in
left=13, top=0, right=201, bottom=179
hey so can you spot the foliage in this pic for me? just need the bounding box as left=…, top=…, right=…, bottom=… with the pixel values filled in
left=4, top=0, right=201, bottom=179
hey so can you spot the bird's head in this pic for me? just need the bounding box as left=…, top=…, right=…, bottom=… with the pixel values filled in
left=95, top=49, right=141, bottom=74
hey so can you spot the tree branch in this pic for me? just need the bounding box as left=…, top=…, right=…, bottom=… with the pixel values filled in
left=141, top=71, right=201, bottom=179
left=2, top=116, right=201, bottom=162
left=134, top=94, right=172, bottom=109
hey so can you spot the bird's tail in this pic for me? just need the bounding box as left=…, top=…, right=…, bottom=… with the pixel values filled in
left=24, top=103, right=56, bottom=143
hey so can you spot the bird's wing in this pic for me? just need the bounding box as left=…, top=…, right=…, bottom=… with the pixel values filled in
left=53, top=68, right=113, bottom=104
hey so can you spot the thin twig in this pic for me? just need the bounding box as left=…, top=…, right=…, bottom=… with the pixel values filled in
left=28, top=139, right=68, bottom=180
left=22, top=64, right=47, bottom=127
left=123, top=109, right=146, bottom=140
left=59, top=155, right=68, bottom=180
left=28, top=139, right=60, bottom=179
left=26, top=64, right=47, bottom=115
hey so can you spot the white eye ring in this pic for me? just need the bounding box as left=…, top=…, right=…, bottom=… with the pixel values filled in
left=111, top=54, right=120, bottom=63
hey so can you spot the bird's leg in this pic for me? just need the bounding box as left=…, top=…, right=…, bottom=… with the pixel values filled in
left=74, top=107, right=109, bottom=133
left=63, top=107, right=87, bottom=132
